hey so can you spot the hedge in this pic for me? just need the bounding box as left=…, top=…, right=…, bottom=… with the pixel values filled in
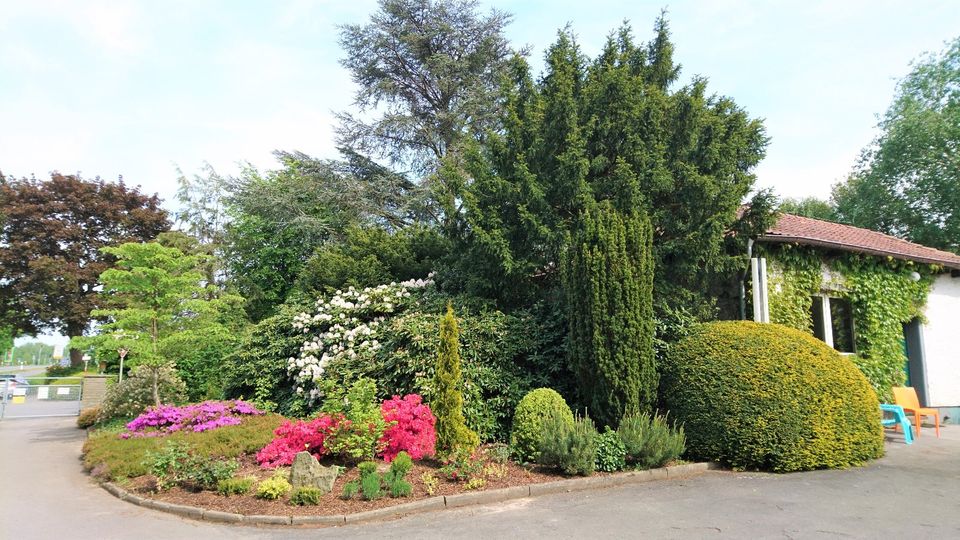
left=660, top=321, right=884, bottom=472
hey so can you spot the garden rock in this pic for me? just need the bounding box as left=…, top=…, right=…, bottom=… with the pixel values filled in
left=289, top=452, right=339, bottom=494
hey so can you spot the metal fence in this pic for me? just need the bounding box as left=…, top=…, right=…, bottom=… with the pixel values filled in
left=0, top=377, right=83, bottom=419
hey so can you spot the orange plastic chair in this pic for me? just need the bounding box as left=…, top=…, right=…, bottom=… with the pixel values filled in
left=892, top=387, right=940, bottom=438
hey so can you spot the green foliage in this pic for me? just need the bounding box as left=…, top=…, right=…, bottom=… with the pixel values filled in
left=97, top=365, right=188, bottom=422
left=509, top=388, right=574, bottom=463
left=763, top=246, right=934, bottom=400
left=778, top=197, right=838, bottom=222
left=832, top=36, right=960, bottom=252
left=82, top=414, right=284, bottom=481
left=290, top=486, right=324, bottom=506
left=341, top=481, right=359, bottom=499
left=255, top=475, right=292, bottom=500
left=147, top=440, right=190, bottom=491
left=439, top=447, right=484, bottom=482
left=766, top=250, right=823, bottom=332
left=661, top=321, right=884, bottom=472
left=146, top=440, right=239, bottom=492
left=537, top=412, right=598, bottom=476
left=77, top=407, right=100, bottom=429
left=485, top=443, right=512, bottom=465
left=384, top=471, right=413, bottom=498
left=72, top=241, right=246, bottom=403
left=321, top=378, right=388, bottom=461
left=362, top=299, right=569, bottom=442
left=216, top=476, right=256, bottom=496
left=455, top=18, right=767, bottom=317
left=432, top=304, right=479, bottom=454
left=389, top=451, right=414, bottom=478
left=295, top=225, right=447, bottom=296
left=617, top=412, right=685, bottom=469
left=0, top=326, right=13, bottom=358
left=225, top=151, right=400, bottom=320
left=565, top=200, right=656, bottom=428
left=360, top=467, right=383, bottom=501
left=220, top=303, right=310, bottom=416
left=337, top=0, right=515, bottom=229
left=594, top=428, right=626, bottom=472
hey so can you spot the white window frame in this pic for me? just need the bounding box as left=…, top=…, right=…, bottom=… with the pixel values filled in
left=812, top=295, right=856, bottom=355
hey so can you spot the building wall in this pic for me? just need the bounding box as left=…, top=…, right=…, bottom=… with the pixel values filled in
left=921, top=274, right=960, bottom=407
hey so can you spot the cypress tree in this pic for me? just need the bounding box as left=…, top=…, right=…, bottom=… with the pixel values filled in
left=432, top=303, right=480, bottom=454
left=565, top=197, right=656, bottom=428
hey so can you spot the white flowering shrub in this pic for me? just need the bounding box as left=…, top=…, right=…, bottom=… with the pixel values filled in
left=289, top=276, right=434, bottom=402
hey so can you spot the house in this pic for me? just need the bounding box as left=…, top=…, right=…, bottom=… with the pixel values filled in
left=749, top=213, right=960, bottom=423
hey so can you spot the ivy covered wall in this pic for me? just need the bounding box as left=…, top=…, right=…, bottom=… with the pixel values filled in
left=758, top=244, right=936, bottom=401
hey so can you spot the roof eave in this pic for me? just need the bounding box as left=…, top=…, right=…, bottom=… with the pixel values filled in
left=756, top=235, right=960, bottom=271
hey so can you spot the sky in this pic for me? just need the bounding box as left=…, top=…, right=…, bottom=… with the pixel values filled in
left=3, top=0, right=959, bottom=346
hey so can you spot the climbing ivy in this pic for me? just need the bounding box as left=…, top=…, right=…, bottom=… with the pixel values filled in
left=765, top=245, right=822, bottom=332
left=758, top=245, right=936, bottom=401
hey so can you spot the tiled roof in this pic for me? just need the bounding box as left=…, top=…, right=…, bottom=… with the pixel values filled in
left=759, top=213, right=960, bottom=270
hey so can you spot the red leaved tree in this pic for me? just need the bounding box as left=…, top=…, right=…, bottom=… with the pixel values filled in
left=0, top=173, right=169, bottom=366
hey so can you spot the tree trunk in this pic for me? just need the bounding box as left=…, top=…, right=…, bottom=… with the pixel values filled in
left=66, top=320, right=87, bottom=368
left=152, top=367, right=161, bottom=406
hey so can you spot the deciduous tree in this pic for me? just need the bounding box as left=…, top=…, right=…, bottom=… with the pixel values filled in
left=832, top=36, right=960, bottom=252
left=0, top=173, right=169, bottom=366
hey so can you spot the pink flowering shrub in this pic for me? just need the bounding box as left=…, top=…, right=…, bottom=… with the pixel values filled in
left=255, top=415, right=340, bottom=468
left=379, top=394, right=436, bottom=462
left=120, top=400, right=263, bottom=439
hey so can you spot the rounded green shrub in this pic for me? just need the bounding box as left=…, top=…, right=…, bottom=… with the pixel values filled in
left=661, top=321, right=884, bottom=472
left=510, top=388, right=574, bottom=463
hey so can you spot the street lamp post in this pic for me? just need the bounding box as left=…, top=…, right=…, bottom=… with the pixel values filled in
left=118, top=348, right=128, bottom=383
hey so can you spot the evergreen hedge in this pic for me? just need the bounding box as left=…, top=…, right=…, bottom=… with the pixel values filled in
left=661, top=321, right=884, bottom=472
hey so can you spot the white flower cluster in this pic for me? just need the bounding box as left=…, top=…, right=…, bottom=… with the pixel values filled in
left=288, top=275, right=434, bottom=402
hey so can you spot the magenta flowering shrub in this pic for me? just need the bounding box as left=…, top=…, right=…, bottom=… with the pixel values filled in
left=120, top=400, right=263, bottom=439
left=379, top=394, right=436, bottom=462
left=255, top=415, right=340, bottom=468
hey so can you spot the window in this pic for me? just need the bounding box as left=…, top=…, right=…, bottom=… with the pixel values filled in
left=810, top=296, right=855, bottom=353
left=829, top=298, right=855, bottom=353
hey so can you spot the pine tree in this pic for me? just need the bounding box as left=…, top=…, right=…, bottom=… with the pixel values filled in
left=565, top=198, right=656, bottom=428
left=432, top=304, right=480, bottom=454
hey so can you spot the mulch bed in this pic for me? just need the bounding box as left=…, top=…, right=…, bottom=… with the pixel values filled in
left=122, top=449, right=579, bottom=517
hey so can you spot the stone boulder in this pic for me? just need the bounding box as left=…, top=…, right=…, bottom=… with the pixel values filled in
left=289, top=451, right=339, bottom=494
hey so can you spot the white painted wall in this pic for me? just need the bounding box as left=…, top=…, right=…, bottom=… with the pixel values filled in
left=921, top=274, right=960, bottom=407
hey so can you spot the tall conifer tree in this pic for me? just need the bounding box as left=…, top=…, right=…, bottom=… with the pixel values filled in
left=432, top=304, right=480, bottom=453
left=564, top=195, right=655, bottom=428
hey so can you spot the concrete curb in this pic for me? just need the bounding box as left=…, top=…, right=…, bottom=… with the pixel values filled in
left=100, top=461, right=718, bottom=528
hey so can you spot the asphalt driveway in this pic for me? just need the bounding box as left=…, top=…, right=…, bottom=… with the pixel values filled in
left=1, top=417, right=957, bottom=539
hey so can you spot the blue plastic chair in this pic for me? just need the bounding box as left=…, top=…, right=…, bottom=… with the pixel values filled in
left=880, top=404, right=914, bottom=444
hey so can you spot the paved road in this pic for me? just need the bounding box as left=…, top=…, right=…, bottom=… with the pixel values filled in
left=1, top=417, right=958, bottom=539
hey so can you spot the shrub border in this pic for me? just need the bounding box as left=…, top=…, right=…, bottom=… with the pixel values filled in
left=100, top=461, right=718, bottom=527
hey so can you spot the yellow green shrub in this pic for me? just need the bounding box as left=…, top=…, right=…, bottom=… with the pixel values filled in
left=661, top=321, right=883, bottom=472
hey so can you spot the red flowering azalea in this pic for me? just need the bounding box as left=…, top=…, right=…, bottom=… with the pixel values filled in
left=379, top=394, right=436, bottom=462
left=255, top=414, right=340, bottom=468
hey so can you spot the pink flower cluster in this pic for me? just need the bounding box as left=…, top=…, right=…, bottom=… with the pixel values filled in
left=379, top=394, right=436, bottom=462
left=120, top=400, right=264, bottom=439
left=255, top=393, right=437, bottom=467
left=255, top=415, right=340, bottom=468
